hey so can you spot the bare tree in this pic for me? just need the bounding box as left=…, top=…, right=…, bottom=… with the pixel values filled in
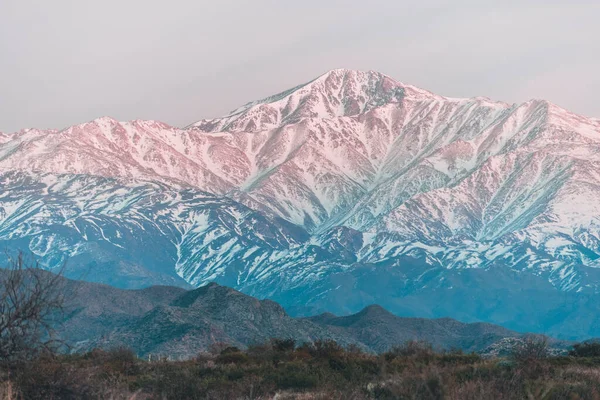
left=0, top=251, right=65, bottom=362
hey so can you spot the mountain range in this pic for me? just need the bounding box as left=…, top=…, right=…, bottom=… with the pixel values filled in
left=2, top=69, right=600, bottom=340
left=56, top=275, right=526, bottom=358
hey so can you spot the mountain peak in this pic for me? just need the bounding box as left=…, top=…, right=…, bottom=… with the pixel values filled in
left=357, top=304, right=393, bottom=318
left=88, top=116, right=120, bottom=126
left=316, top=68, right=389, bottom=81
left=191, top=68, right=419, bottom=132
left=3, top=69, right=600, bottom=342
left=170, top=282, right=241, bottom=308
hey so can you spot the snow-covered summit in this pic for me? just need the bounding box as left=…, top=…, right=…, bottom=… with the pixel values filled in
left=1, top=69, right=600, bottom=307
left=191, top=69, right=441, bottom=133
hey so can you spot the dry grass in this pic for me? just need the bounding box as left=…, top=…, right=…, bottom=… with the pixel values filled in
left=0, top=381, right=18, bottom=400
left=3, top=342, right=600, bottom=399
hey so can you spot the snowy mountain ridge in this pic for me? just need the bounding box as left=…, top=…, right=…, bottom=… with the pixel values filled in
left=2, top=69, right=600, bottom=339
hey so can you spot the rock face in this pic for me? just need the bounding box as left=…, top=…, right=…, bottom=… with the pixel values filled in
left=2, top=69, right=600, bottom=339
left=57, top=277, right=523, bottom=358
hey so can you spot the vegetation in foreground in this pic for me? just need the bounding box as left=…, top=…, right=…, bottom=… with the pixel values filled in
left=3, top=339, right=600, bottom=399
left=4, top=251, right=600, bottom=399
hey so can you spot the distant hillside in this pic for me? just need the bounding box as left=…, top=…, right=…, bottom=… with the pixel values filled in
left=54, top=275, right=552, bottom=358
left=305, top=305, right=519, bottom=353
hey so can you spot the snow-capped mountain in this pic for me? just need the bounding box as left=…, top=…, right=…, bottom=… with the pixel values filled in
left=2, top=69, right=600, bottom=339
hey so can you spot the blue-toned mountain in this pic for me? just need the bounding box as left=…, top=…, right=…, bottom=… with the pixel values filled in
left=2, top=69, right=600, bottom=339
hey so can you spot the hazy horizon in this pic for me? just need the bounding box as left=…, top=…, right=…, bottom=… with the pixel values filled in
left=2, top=0, right=599, bottom=133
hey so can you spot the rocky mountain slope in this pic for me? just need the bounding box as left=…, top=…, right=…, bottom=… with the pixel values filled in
left=56, top=276, right=523, bottom=358
left=2, top=69, right=600, bottom=339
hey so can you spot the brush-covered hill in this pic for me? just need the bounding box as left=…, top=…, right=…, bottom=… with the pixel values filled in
left=54, top=275, right=541, bottom=358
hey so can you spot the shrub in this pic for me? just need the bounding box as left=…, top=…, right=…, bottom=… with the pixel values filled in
left=274, top=363, right=318, bottom=390
left=246, top=343, right=274, bottom=363
left=272, top=338, right=296, bottom=353
left=438, top=352, right=481, bottom=366
left=8, top=337, right=600, bottom=399
left=208, top=341, right=230, bottom=355
left=305, top=339, right=344, bottom=359
left=103, top=347, right=138, bottom=375
left=510, top=335, right=549, bottom=363
left=569, top=341, right=600, bottom=358
left=216, top=347, right=249, bottom=364
left=385, top=340, right=434, bottom=360
left=220, top=346, right=241, bottom=355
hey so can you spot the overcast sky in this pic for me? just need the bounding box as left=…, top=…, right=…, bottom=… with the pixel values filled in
left=1, top=1, right=599, bottom=133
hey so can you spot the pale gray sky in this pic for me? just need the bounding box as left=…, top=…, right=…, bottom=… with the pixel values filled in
left=1, top=0, right=599, bottom=133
